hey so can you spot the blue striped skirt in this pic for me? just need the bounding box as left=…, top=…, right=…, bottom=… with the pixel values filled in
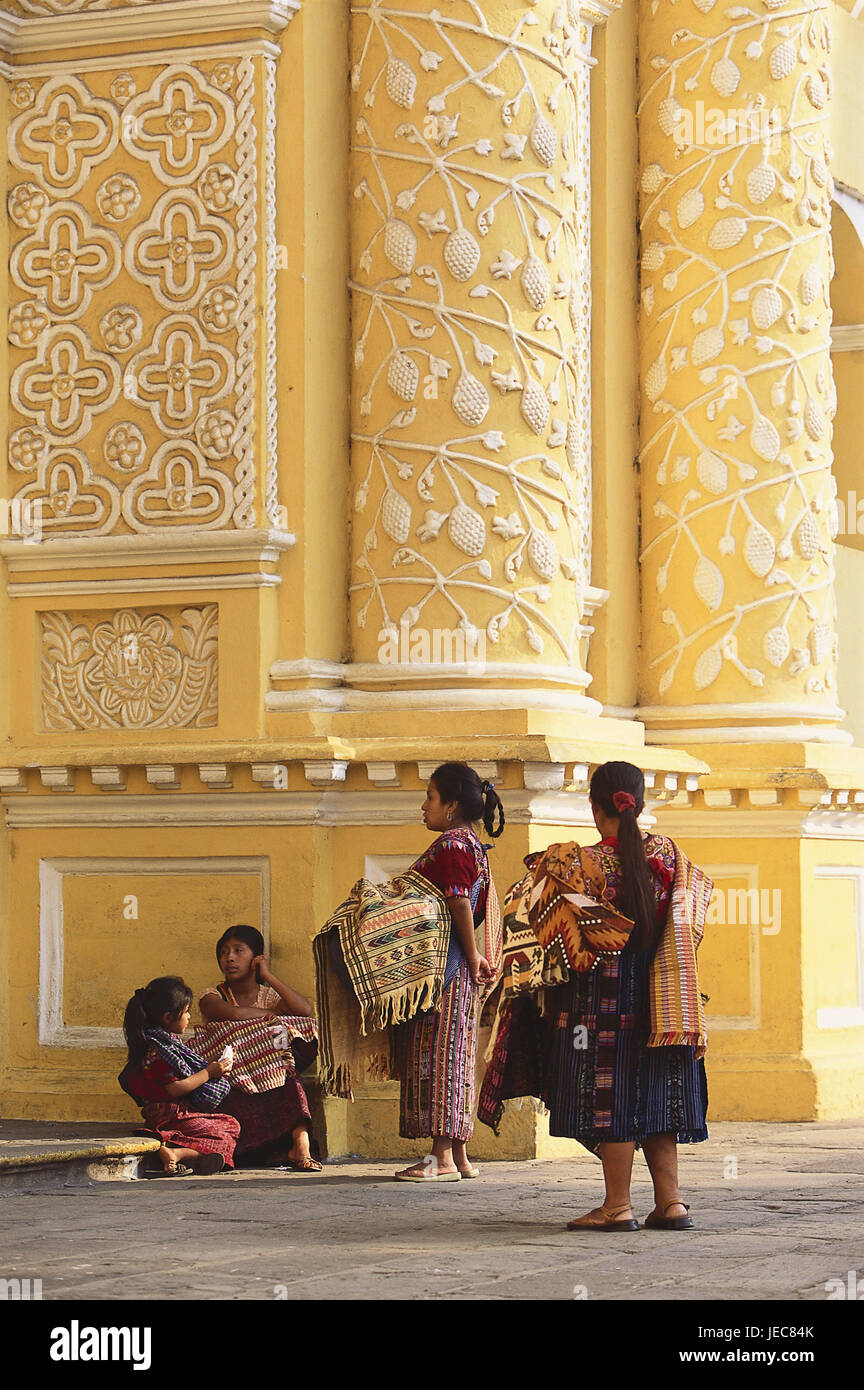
left=543, top=945, right=708, bottom=1152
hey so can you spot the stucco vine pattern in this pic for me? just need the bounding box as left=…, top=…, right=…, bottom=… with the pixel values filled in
left=349, top=0, right=611, bottom=673
left=639, top=0, right=839, bottom=714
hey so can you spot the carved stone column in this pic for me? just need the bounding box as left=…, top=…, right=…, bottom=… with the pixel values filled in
left=637, top=0, right=843, bottom=742
left=348, top=0, right=618, bottom=704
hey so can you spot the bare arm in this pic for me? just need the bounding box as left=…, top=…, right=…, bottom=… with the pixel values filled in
left=164, top=1057, right=230, bottom=1098
left=447, top=896, right=494, bottom=987
left=255, top=958, right=314, bottom=1017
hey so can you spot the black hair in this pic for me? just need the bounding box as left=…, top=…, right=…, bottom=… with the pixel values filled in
left=589, top=761, right=658, bottom=953
left=215, top=923, right=264, bottom=965
left=430, top=761, right=505, bottom=839
left=121, top=976, right=193, bottom=1073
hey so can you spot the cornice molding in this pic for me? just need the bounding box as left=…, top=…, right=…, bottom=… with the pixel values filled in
left=832, top=324, right=864, bottom=353
left=1, top=529, right=295, bottom=574
left=2, top=787, right=600, bottom=829
left=0, top=0, right=298, bottom=55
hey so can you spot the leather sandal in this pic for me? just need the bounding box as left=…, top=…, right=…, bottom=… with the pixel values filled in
left=566, top=1203, right=639, bottom=1232
left=645, top=1200, right=693, bottom=1230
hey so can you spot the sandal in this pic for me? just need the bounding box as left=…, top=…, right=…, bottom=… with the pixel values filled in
left=142, top=1163, right=194, bottom=1179
left=190, top=1154, right=225, bottom=1176
left=645, top=1201, right=693, bottom=1230
left=277, top=1156, right=323, bottom=1173
left=458, top=1166, right=480, bottom=1179
left=394, top=1166, right=462, bottom=1182
left=566, top=1204, right=639, bottom=1232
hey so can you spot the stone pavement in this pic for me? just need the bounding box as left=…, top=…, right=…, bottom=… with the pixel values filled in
left=2, top=1120, right=863, bottom=1301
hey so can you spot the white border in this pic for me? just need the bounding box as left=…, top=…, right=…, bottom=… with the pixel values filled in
left=812, top=865, right=864, bottom=1029
left=700, top=863, right=761, bottom=1032
left=38, top=854, right=270, bottom=1048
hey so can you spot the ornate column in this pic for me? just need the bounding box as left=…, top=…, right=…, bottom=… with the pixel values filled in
left=637, top=0, right=843, bottom=742
left=347, top=0, right=618, bottom=704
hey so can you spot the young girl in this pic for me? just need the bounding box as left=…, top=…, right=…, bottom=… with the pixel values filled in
left=199, top=925, right=321, bottom=1171
left=119, top=975, right=240, bottom=1177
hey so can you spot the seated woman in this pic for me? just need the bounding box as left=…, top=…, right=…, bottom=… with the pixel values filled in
left=199, top=924, right=321, bottom=1172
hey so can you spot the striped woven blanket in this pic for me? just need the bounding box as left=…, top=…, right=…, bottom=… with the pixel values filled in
left=313, top=869, right=452, bottom=1098
left=648, top=847, right=713, bottom=1056
left=192, top=1016, right=319, bottom=1094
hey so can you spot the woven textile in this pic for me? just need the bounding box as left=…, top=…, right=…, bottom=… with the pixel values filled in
left=192, top=1017, right=318, bottom=1095
left=314, top=869, right=452, bottom=1097
left=394, top=957, right=480, bottom=1141
left=527, top=843, right=635, bottom=972
left=478, top=839, right=713, bottom=1138
left=648, top=848, right=713, bottom=1055
left=499, top=856, right=569, bottom=997
left=142, top=1028, right=229, bottom=1111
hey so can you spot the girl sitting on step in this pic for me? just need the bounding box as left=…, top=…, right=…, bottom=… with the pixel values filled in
left=118, top=976, right=240, bottom=1177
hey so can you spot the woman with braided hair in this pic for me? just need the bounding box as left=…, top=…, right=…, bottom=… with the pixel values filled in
left=543, top=761, right=709, bottom=1231
left=393, top=762, right=505, bottom=1182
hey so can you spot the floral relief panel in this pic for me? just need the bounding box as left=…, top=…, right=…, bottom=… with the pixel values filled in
left=7, top=56, right=261, bottom=535
left=41, top=604, right=218, bottom=730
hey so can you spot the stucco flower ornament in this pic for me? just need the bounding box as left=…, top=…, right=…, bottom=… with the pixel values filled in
left=84, top=611, right=182, bottom=728
left=96, top=174, right=141, bottom=223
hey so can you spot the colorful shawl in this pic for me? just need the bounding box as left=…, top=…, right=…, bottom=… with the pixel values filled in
left=191, top=1016, right=319, bottom=1094
left=314, top=869, right=452, bottom=1098
left=648, top=846, right=713, bottom=1056
left=143, top=1028, right=230, bottom=1111
left=477, top=841, right=713, bottom=1128
left=527, top=842, right=635, bottom=973
left=314, top=866, right=502, bottom=1098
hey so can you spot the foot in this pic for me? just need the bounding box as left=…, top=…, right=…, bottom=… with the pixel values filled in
left=451, top=1142, right=478, bottom=1178
left=394, top=1158, right=459, bottom=1179
left=645, top=1199, right=693, bottom=1229
left=566, top=1203, right=638, bottom=1231
left=646, top=1199, right=688, bottom=1221
left=282, top=1149, right=323, bottom=1172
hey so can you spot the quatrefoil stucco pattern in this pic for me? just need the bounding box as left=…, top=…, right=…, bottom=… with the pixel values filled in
left=7, top=56, right=263, bottom=535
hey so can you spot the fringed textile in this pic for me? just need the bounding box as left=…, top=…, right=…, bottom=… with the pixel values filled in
left=313, top=869, right=451, bottom=1098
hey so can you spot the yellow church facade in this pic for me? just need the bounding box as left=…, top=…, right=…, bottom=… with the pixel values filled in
left=0, top=0, right=862, bottom=1158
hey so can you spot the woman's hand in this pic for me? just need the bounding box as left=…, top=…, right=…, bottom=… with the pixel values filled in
left=252, top=953, right=273, bottom=985
left=468, top=954, right=494, bottom=988
left=207, top=1057, right=232, bottom=1079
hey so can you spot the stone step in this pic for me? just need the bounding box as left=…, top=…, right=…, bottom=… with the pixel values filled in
left=0, top=1121, right=160, bottom=1190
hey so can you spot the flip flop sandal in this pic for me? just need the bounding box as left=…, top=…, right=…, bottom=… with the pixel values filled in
left=458, top=1166, right=480, bottom=1179
left=394, top=1169, right=462, bottom=1182
left=142, top=1163, right=194, bottom=1179
left=645, top=1201, right=693, bottom=1230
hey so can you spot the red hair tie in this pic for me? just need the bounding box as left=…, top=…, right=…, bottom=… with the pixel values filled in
left=612, top=791, right=636, bottom=813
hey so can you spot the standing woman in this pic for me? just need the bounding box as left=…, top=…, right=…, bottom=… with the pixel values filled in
left=393, top=763, right=504, bottom=1182
left=545, top=761, right=709, bottom=1230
